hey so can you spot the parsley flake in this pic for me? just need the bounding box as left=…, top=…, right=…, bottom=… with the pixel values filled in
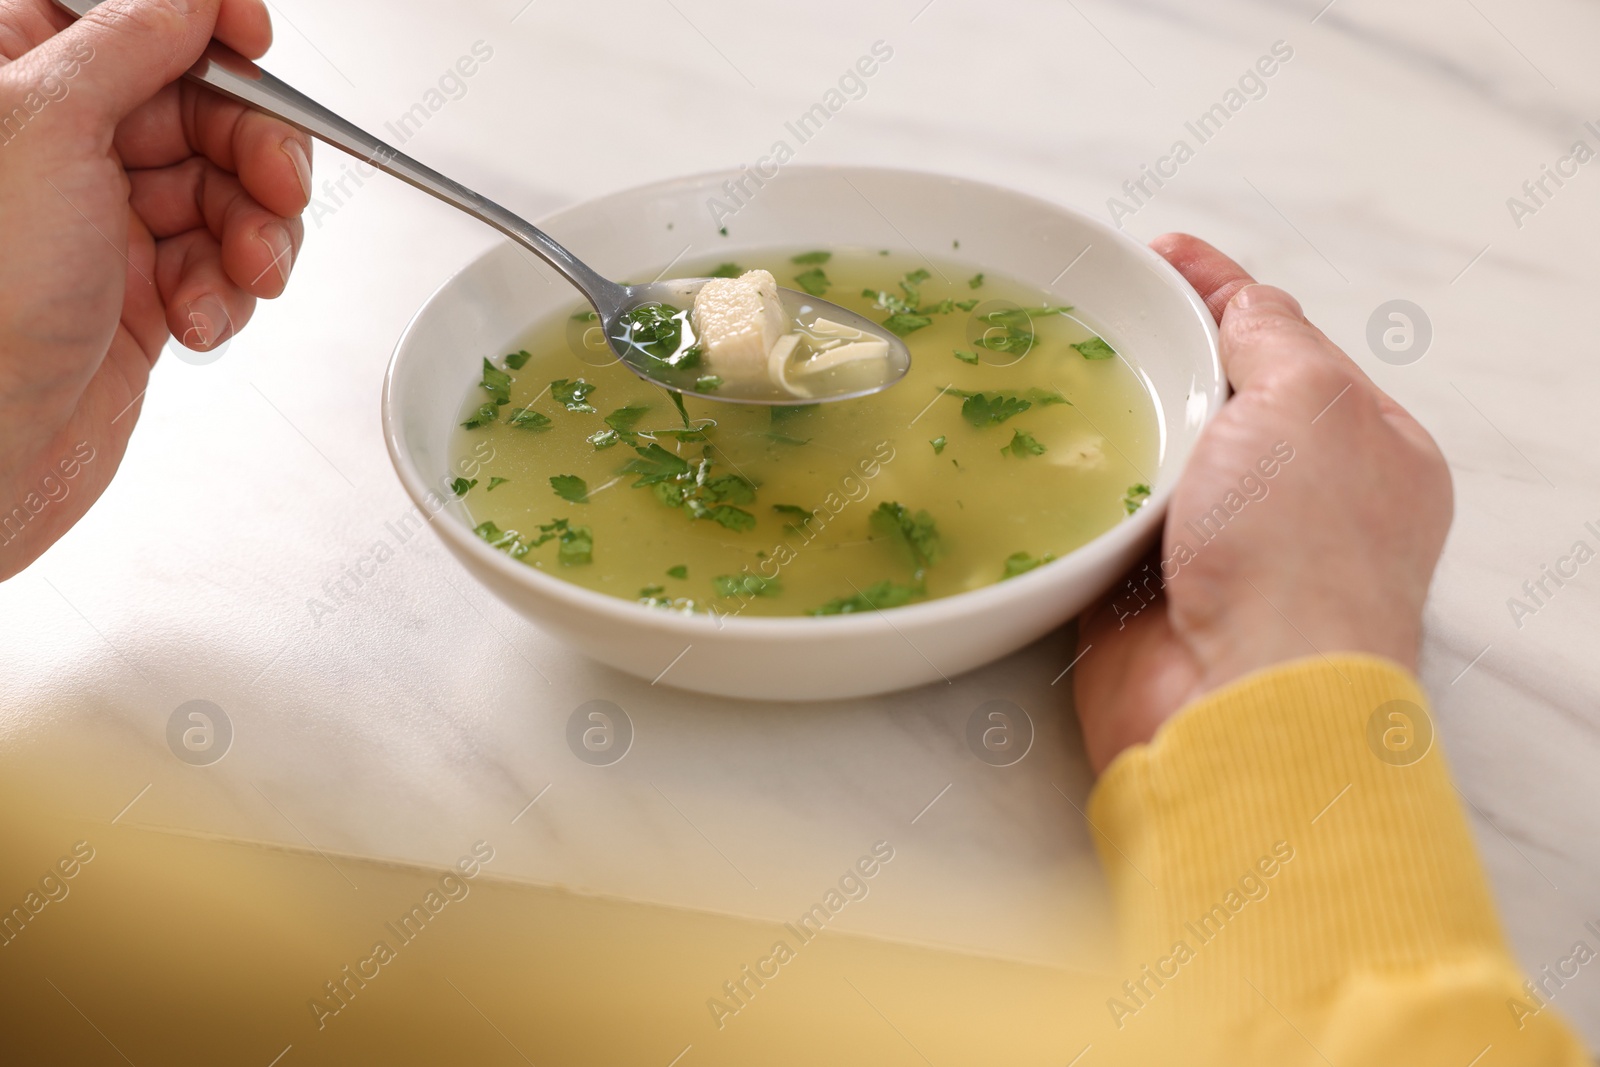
left=1074, top=337, right=1117, bottom=360
left=1123, top=484, right=1152, bottom=514
left=810, top=580, right=924, bottom=616
left=508, top=407, right=552, bottom=429
left=793, top=267, right=830, bottom=295
left=550, top=475, right=589, bottom=503
left=961, top=393, right=1033, bottom=427
left=1005, top=430, right=1047, bottom=457
left=1003, top=551, right=1056, bottom=579
left=551, top=378, right=597, bottom=413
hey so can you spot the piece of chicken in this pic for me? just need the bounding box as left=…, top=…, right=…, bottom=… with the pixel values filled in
left=691, top=270, right=788, bottom=389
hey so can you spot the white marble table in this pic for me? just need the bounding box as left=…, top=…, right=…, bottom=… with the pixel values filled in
left=4, top=0, right=1599, bottom=1050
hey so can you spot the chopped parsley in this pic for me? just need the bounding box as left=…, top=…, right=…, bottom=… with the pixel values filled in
left=884, top=312, right=933, bottom=336
left=640, top=584, right=665, bottom=598
left=793, top=267, right=830, bottom=296
left=551, top=378, right=597, bottom=413
left=710, top=262, right=744, bottom=278
left=1003, top=551, right=1056, bottom=579
left=954, top=298, right=980, bottom=311
left=1074, top=337, right=1117, bottom=360
left=952, top=349, right=980, bottom=365
left=451, top=477, right=477, bottom=496
left=626, top=444, right=757, bottom=533
left=973, top=309, right=1035, bottom=355
left=1123, top=483, right=1152, bottom=514
left=696, top=375, right=723, bottom=392
left=504, top=349, right=531, bottom=370
left=461, top=402, right=499, bottom=429
left=670, top=391, right=692, bottom=427
left=623, top=443, right=692, bottom=486
left=667, top=565, right=688, bottom=580
left=968, top=273, right=984, bottom=289
left=487, top=477, right=509, bottom=491
left=792, top=251, right=832, bottom=265
left=810, top=580, right=924, bottom=616
left=930, top=435, right=947, bottom=454
left=550, top=474, right=589, bottom=503
left=1026, top=387, right=1070, bottom=406
left=772, top=503, right=813, bottom=533
left=863, top=267, right=954, bottom=336
left=508, top=407, right=552, bottom=429
left=479, top=358, right=512, bottom=406
left=714, top=573, right=783, bottom=599
left=615, top=304, right=701, bottom=373
left=605, top=404, right=650, bottom=431
left=961, top=392, right=1032, bottom=427
left=1005, top=430, right=1047, bottom=457
left=870, top=502, right=942, bottom=572
left=474, top=518, right=591, bottom=565
left=556, top=522, right=593, bottom=565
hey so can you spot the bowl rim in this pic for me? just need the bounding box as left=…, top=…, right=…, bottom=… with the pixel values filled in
left=381, top=163, right=1223, bottom=637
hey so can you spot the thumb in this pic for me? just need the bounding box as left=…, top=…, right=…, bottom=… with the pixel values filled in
left=1215, top=283, right=1322, bottom=392
left=13, top=0, right=221, bottom=136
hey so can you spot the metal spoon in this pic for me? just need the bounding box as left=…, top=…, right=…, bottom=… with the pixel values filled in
left=49, top=0, right=910, bottom=406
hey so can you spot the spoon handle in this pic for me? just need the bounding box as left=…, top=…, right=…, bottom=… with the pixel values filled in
left=49, top=0, right=625, bottom=311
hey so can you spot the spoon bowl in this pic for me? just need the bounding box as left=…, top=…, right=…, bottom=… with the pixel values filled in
left=606, top=279, right=912, bottom=405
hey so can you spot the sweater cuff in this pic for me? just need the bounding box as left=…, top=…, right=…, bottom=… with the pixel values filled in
left=1086, top=654, right=1506, bottom=1019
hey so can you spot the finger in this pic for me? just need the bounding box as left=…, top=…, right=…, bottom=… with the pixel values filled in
left=12, top=0, right=224, bottom=135
left=1214, top=283, right=1334, bottom=393
left=129, top=157, right=300, bottom=296
left=212, top=0, right=271, bottom=58
left=154, top=226, right=256, bottom=351
left=0, top=0, right=264, bottom=61
left=0, top=1, right=73, bottom=64
left=1150, top=233, right=1258, bottom=324
left=117, top=83, right=311, bottom=214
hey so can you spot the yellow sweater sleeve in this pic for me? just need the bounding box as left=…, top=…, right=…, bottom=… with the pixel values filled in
left=1086, top=655, right=1588, bottom=1066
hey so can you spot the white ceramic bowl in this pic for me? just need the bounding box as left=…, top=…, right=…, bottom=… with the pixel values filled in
left=383, top=166, right=1223, bottom=701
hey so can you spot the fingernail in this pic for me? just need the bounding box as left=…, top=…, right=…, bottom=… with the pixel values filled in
left=283, top=139, right=312, bottom=202
left=182, top=294, right=233, bottom=350
left=255, top=222, right=295, bottom=287
left=1232, top=283, right=1303, bottom=317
